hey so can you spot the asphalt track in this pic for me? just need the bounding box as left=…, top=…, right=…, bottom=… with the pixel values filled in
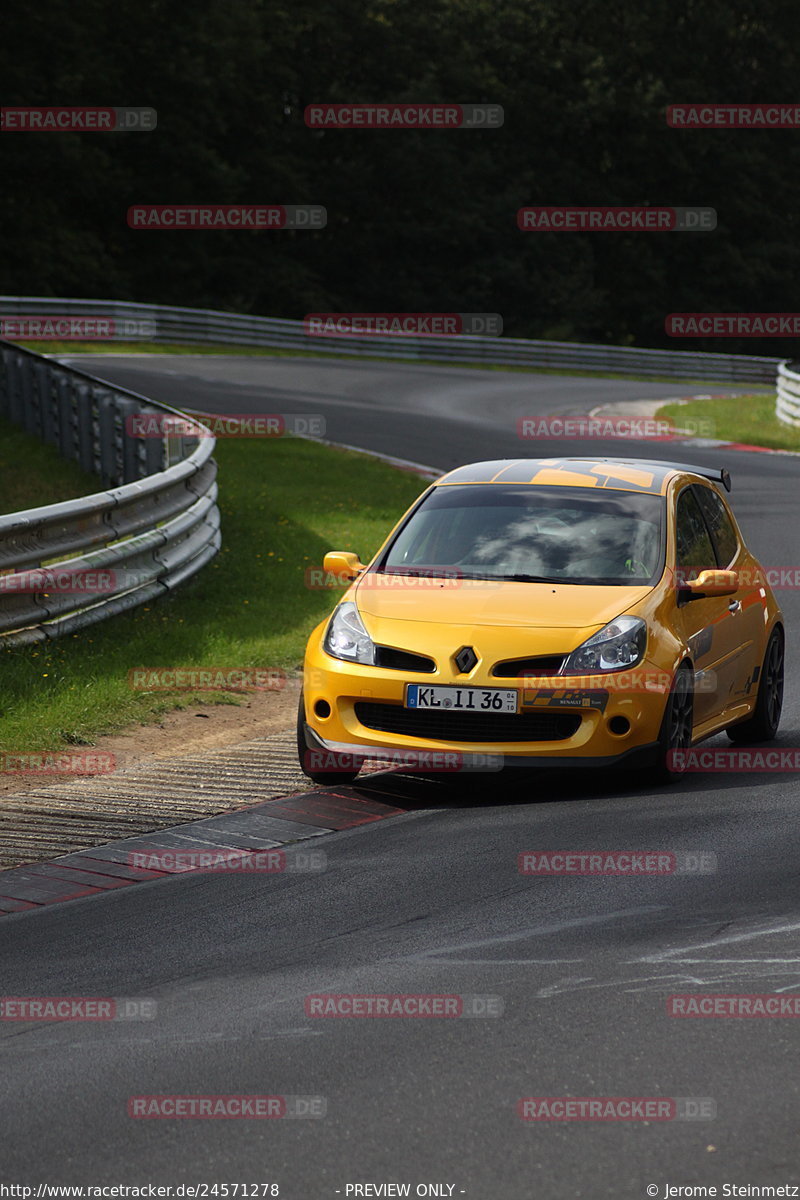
left=2, top=355, right=800, bottom=1198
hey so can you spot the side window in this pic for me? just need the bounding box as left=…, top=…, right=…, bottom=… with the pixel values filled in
left=675, top=488, right=716, bottom=575
left=694, top=485, right=739, bottom=567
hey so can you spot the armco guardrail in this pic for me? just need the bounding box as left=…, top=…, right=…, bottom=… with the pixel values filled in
left=0, top=338, right=221, bottom=646
left=0, top=296, right=782, bottom=383
left=776, top=360, right=800, bottom=427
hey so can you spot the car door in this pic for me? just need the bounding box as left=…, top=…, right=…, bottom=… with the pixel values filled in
left=693, top=483, right=763, bottom=708
left=673, top=485, right=743, bottom=724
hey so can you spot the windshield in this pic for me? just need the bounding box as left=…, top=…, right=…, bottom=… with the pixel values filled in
left=380, top=484, right=665, bottom=585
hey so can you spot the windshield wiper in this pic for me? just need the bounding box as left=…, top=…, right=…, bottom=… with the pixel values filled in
left=494, top=573, right=558, bottom=583
left=499, top=573, right=611, bottom=585
left=381, top=568, right=461, bottom=578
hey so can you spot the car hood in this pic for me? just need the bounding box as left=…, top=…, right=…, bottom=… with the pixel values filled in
left=353, top=575, right=651, bottom=630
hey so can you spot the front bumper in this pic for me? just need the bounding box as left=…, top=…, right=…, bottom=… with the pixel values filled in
left=303, top=638, right=671, bottom=766
left=301, top=719, right=660, bottom=771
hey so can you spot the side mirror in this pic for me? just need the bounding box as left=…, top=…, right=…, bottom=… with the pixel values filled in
left=680, top=568, right=739, bottom=601
left=323, top=551, right=365, bottom=582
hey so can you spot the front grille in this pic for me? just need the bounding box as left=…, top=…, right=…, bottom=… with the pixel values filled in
left=374, top=646, right=436, bottom=673
left=354, top=702, right=580, bottom=743
left=492, top=654, right=565, bottom=678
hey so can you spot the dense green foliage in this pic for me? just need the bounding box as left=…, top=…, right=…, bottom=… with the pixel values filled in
left=2, top=0, right=799, bottom=352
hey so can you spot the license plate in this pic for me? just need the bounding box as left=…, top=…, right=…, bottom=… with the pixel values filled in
left=405, top=684, right=518, bottom=713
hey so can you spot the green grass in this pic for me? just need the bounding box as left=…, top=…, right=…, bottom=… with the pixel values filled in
left=656, top=392, right=800, bottom=452
left=16, top=338, right=743, bottom=386
left=0, top=416, right=100, bottom=512
left=0, top=436, right=428, bottom=752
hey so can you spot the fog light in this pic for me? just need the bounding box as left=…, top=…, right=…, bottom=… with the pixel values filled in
left=608, top=715, right=631, bottom=736
left=314, top=699, right=332, bottom=719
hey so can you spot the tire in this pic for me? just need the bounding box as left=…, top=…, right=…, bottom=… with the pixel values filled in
left=726, top=626, right=784, bottom=744
left=647, top=663, right=695, bottom=785
left=296, top=694, right=361, bottom=785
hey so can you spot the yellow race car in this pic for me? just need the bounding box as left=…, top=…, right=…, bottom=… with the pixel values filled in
left=298, top=457, right=784, bottom=785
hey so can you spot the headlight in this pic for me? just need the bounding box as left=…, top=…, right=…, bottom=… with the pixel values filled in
left=562, top=615, right=646, bottom=674
left=323, top=601, right=375, bottom=665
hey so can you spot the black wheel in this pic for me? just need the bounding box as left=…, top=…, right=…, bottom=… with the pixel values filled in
left=727, top=626, right=784, bottom=744
left=648, top=663, right=695, bottom=785
left=296, top=693, right=361, bottom=785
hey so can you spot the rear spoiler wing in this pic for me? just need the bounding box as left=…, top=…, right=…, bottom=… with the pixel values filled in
left=590, top=457, right=732, bottom=493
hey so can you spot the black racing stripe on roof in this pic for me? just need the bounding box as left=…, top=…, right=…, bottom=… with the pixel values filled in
left=491, top=461, right=550, bottom=482
left=582, top=467, right=665, bottom=493
left=437, top=457, right=701, bottom=491
left=439, top=461, right=519, bottom=483
left=545, top=458, right=674, bottom=483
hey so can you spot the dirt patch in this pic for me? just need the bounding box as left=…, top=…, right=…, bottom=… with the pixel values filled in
left=0, top=678, right=302, bottom=799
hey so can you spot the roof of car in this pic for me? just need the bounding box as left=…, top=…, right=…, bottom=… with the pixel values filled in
left=435, top=458, right=730, bottom=495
